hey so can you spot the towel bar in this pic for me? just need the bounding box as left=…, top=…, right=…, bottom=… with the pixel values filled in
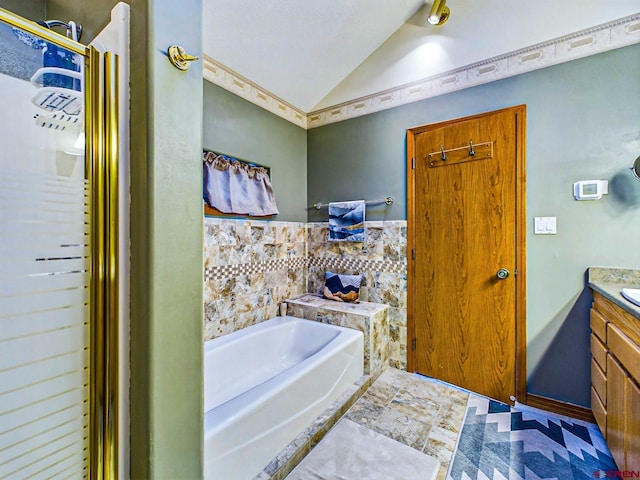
left=313, top=197, right=393, bottom=210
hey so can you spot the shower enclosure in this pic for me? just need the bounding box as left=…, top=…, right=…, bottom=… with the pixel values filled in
left=0, top=8, right=119, bottom=479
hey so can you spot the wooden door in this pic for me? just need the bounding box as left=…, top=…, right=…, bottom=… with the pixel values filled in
left=407, top=106, right=526, bottom=405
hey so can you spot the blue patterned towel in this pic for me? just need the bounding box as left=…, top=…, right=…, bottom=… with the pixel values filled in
left=328, top=200, right=365, bottom=242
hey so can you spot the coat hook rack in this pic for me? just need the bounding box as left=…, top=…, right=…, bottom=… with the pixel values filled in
left=427, top=140, right=493, bottom=167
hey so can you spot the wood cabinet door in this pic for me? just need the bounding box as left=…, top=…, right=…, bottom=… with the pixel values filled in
left=627, top=379, right=640, bottom=471
left=607, top=354, right=628, bottom=469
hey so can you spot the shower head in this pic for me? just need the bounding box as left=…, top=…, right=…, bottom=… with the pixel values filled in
left=37, top=20, right=82, bottom=42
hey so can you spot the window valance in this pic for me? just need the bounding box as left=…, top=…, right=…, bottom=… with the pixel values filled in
left=203, top=151, right=279, bottom=216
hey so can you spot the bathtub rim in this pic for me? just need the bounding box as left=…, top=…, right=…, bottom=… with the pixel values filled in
left=202, top=315, right=366, bottom=480
left=204, top=315, right=357, bottom=353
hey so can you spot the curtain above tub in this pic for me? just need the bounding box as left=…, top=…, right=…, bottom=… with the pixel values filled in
left=203, top=151, right=279, bottom=216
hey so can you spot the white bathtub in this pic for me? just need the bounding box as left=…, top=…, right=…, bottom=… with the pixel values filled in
left=203, top=316, right=364, bottom=480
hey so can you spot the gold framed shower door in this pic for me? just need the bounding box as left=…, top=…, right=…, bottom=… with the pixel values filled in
left=0, top=8, right=120, bottom=480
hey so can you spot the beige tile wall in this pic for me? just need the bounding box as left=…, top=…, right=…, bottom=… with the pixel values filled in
left=203, top=218, right=408, bottom=369
left=203, top=218, right=307, bottom=340
left=306, top=222, right=408, bottom=369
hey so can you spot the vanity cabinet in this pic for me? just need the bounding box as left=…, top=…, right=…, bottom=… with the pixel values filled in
left=590, top=291, right=640, bottom=471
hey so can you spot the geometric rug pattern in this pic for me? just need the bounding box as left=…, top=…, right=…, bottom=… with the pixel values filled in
left=447, top=395, right=617, bottom=480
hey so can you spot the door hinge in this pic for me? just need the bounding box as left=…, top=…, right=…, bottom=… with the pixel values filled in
left=412, top=338, right=417, bottom=351
left=412, top=157, right=416, bottom=169
left=411, top=248, right=416, bottom=261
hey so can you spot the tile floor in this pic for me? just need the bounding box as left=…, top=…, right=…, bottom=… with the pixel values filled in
left=287, top=367, right=469, bottom=480
left=285, top=419, right=441, bottom=480
left=286, top=367, right=614, bottom=480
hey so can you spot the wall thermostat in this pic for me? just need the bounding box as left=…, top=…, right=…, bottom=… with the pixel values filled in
left=573, top=179, right=608, bottom=200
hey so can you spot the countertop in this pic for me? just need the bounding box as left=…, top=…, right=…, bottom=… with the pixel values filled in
left=588, top=267, right=640, bottom=320
left=287, top=293, right=389, bottom=316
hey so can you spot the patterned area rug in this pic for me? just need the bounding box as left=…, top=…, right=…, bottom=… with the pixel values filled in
left=448, top=395, right=617, bottom=480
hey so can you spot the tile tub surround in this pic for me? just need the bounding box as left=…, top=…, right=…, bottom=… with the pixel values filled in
left=203, top=218, right=307, bottom=340
left=255, top=373, right=375, bottom=480
left=307, top=221, right=408, bottom=369
left=287, top=294, right=389, bottom=375
left=203, top=219, right=410, bottom=370
left=260, top=368, right=463, bottom=480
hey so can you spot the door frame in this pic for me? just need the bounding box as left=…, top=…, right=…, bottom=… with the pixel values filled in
left=406, top=105, right=527, bottom=402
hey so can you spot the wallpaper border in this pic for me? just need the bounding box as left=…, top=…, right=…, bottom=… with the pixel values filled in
left=203, top=14, right=640, bottom=129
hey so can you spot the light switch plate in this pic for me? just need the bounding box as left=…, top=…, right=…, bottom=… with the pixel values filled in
left=534, top=217, right=557, bottom=235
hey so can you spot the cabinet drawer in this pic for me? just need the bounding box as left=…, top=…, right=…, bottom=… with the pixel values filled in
left=592, top=358, right=607, bottom=405
left=591, top=333, right=608, bottom=372
left=608, top=323, right=640, bottom=381
left=590, top=308, right=608, bottom=343
left=591, top=386, right=606, bottom=438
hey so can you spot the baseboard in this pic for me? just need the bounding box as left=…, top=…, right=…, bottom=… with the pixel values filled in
left=525, top=394, right=595, bottom=423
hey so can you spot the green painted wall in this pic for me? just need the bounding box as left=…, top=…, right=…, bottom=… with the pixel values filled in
left=129, top=0, right=204, bottom=477
left=203, top=81, right=307, bottom=222
left=1, top=0, right=111, bottom=44
left=45, top=0, right=205, bottom=477
left=307, top=44, right=640, bottom=407
left=0, top=1, right=44, bottom=21
left=46, top=0, right=115, bottom=41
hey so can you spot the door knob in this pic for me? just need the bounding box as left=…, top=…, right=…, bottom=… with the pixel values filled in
left=496, top=268, right=510, bottom=280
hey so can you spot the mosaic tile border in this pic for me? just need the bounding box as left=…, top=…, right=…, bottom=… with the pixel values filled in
left=204, top=256, right=306, bottom=281
left=204, top=256, right=405, bottom=281
left=308, top=256, right=406, bottom=275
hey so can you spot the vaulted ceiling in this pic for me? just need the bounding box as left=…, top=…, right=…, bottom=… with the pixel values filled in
left=203, top=1, right=640, bottom=121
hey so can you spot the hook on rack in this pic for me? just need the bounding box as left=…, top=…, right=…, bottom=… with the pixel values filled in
left=427, top=140, right=493, bottom=167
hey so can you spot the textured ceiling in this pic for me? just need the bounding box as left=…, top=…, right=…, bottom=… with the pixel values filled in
left=203, top=1, right=640, bottom=113
left=202, top=0, right=425, bottom=111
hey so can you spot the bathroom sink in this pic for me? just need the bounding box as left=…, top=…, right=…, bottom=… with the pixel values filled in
left=621, top=288, right=640, bottom=307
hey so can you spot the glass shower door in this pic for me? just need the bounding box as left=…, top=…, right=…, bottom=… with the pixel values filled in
left=0, top=15, right=91, bottom=479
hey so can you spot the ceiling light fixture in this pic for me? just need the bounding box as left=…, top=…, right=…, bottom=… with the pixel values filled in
left=427, top=0, right=450, bottom=26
